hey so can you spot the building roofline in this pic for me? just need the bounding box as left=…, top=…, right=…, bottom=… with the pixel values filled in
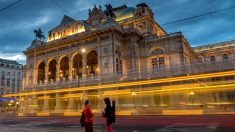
left=193, top=40, right=235, bottom=49
left=0, top=58, right=21, bottom=65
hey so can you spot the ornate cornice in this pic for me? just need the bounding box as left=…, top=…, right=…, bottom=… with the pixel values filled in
left=193, top=40, right=235, bottom=53
left=24, top=26, right=124, bottom=55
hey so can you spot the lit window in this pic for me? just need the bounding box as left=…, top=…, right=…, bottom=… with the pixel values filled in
left=152, top=58, right=158, bottom=73
left=159, top=57, right=165, bottom=70
left=198, top=57, right=203, bottom=63
left=210, top=56, right=216, bottom=62
left=223, top=54, right=228, bottom=60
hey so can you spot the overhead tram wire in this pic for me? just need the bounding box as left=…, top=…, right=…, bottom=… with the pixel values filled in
left=49, top=0, right=77, bottom=19
left=0, top=0, right=24, bottom=13
left=162, top=6, right=235, bottom=26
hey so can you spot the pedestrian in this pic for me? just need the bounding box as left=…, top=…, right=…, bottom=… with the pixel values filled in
left=103, top=97, right=115, bottom=132
left=83, top=100, right=94, bottom=132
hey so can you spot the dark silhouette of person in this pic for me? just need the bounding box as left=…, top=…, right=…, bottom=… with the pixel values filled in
left=103, top=97, right=113, bottom=132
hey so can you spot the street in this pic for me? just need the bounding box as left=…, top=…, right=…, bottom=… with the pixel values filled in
left=0, top=115, right=235, bottom=132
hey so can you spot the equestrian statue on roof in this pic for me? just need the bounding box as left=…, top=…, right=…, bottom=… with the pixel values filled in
left=34, top=28, right=45, bottom=41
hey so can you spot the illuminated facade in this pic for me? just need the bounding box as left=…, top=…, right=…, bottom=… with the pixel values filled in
left=193, top=40, right=235, bottom=62
left=5, top=3, right=235, bottom=116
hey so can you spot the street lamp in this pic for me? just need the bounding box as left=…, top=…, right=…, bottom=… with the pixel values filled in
left=189, top=91, right=195, bottom=95
left=81, top=48, right=86, bottom=53
left=189, top=91, right=195, bottom=105
left=78, top=47, right=86, bottom=87
left=131, top=92, right=137, bottom=109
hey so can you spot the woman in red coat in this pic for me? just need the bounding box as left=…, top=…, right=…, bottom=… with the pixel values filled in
left=83, top=100, right=94, bottom=132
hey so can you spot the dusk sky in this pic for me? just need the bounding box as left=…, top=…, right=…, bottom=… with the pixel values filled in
left=0, top=0, right=234, bottom=64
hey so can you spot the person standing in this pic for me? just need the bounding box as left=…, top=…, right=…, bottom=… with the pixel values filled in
left=103, top=98, right=115, bottom=132
left=83, top=100, right=94, bottom=132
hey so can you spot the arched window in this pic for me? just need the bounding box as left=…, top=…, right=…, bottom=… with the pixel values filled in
left=198, top=57, right=203, bottom=63
left=223, top=54, right=229, bottom=60
left=210, top=56, right=216, bottom=62
left=151, top=49, right=164, bottom=56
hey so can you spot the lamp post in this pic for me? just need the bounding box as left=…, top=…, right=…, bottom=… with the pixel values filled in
left=77, top=47, right=86, bottom=87
left=77, top=47, right=85, bottom=111
left=189, top=91, right=195, bottom=105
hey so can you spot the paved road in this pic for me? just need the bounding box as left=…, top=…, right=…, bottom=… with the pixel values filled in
left=0, top=115, right=235, bottom=132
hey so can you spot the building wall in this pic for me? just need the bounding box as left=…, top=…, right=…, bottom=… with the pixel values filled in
left=6, top=3, right=235, bottom=116
left=0, top=63, right=22, bottom=94
left=193, top=40, right=235, bottom=63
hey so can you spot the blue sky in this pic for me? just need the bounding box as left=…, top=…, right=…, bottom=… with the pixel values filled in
left=0, top=0, right=234, bottom=64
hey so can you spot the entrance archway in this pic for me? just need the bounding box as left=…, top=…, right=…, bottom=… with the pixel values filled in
left=48, top=59, right=57, bottom=82
left=87, top=50, right=98, bottom=76
left=72, top=54, right=82, bottom=79
left=38, top=62, right=45, bottom=83
left=60, top=56, right=69, bottom=80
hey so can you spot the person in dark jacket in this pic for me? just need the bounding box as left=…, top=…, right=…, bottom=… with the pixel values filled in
left=103, top=97, right=113, bottom=132
left=83, top=100, right=94, bottom=132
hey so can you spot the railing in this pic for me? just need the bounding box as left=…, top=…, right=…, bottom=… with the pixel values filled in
left=22, top=59, right=235, bottom=92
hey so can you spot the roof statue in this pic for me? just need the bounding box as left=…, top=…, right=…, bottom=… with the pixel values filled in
left=104, top=4, right=116, bottom=18
left=34, top=28, right=45, bottom=41
left=99, top=5, right=102, bottom=10
left=88, top=8, right=91, bottom=15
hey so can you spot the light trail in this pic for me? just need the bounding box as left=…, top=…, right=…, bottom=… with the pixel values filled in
left=17, top=82, right=235, bottom=100
left=3, top=70, right=235, bottom=97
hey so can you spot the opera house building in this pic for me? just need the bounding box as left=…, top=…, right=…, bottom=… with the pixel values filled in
left=4, top=3, right=235, bottom=116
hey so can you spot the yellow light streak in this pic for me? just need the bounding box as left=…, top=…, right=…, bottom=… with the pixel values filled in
left=37, top=96, right=50, bottom=99
left=64, top=93, right=83, bottom=98
left=207, top=102, right=234, bottom=105
left=162, top=110, right=203, bottom=115
left=135, top=83, right=235, bottom=95
left=37, top=112, right=50, bottom=116
left=3, top=70, right=235, bottom=97
left=103, top=89, right=131, bottom=95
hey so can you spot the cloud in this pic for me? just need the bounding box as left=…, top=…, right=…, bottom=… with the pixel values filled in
left=0, top=0, right=234, bottom=63
left=0, top=52, right=26, bottom=64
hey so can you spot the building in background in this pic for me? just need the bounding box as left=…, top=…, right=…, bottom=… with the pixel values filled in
left=4, top=3, right=235, bottom=116
left=193, top=40, right=235, bottom=62
left=0, top=58, right=22, bottom=95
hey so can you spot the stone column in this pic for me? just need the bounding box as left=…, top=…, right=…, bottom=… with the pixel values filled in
left=131, top=37, right=137, bottom=72
left=68, top=61, right=73, bottom=81
left=55, top=93, right=61, bottom=113
left=29, top=95, right=38, bottom=113
left=67, top=92, right=75, bottom=111
left=34, top=68, right=38, bottom=85
left=56, top=64, right=60, bottom=82
left=43, top=94, right=49, bottom=111
left=82, top=54, right=87, bottom=78
left=19, top=96, right=25, bottom=113
left=97, top=38, right=101, bottom=76
left=45, top=66, right=49, bottom=84
left=160, top=94, right=164, bottom=106
left=24, top=95, right=30, bottom=113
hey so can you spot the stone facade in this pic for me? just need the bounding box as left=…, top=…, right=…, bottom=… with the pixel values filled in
left=193, top=40, right=235, bottom=62
left=14, top=3, right=235, bottom=115
left=0, top=58, right=22, bottom=95
left=24, top=3, right=198, bottom=90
